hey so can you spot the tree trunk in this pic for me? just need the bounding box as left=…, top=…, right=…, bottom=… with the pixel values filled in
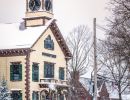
left=118, top=84, right=122, bottom=100
left=119, top=92, right=122, bottom=100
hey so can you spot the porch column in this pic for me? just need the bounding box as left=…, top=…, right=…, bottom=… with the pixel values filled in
left=25, top=51, right=31, bottom=100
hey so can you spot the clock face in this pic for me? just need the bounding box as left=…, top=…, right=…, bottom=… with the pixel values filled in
left=29, top=0, right=41, bottom=11
left=45, top=0, right=52, bottom=11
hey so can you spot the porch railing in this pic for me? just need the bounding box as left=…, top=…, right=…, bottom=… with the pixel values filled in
left=40, top=78, right=68, bottom=85
left=40, top=78, right=58, bottom=83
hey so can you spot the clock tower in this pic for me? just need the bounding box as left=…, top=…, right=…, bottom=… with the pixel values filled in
left=24, top=0, right=53, bottom=27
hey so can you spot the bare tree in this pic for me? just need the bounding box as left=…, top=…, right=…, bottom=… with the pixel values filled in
left=106, top=0, right=130, bottom=61
left=66, top=25, right=92, bottom=99
left=104, top=0, right=130, bottom=88
left=110, top=0, right=130, bottom=22
left=66, top=25, right=92, bottom=75
left=99, top=41, right=129, bottom=100
left=108, top=21, right=130, bottom=57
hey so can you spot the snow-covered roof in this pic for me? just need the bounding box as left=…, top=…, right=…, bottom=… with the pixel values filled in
left=0, top=19, right=54, bottom=50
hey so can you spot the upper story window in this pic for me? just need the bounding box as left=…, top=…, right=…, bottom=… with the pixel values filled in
left=59, top=68, right=65, bottom=80
left=10, top=63, right=22, bottom=81
left=44, top=62, right=54, bottom=78
left=32, top=63, right=39, bottom=82
left=44, top=35, right=54, bottom=50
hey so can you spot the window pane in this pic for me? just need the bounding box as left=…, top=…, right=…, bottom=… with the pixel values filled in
left=44, top=35, right=54, bottom=50
left=32, top=64, right=39, bottom=82
left=11, top=91, right=22, bottom=100
left=44, top=63, right=54, bottom=78
left=10, top=64, right=22, bottom=81
left=32, top=91, right=39, bottom=100
left=59, top=68, right=64, bottom=80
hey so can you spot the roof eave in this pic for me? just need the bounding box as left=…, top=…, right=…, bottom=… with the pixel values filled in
left=0, top=48, right=33, bottom=57
left=50, top=21, right=72, bottom=58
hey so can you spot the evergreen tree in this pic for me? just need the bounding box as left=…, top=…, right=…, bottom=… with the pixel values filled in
left=0, top=77, right=12, bottom=100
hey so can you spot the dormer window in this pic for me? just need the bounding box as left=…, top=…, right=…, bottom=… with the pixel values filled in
left=44, top=35, right=54, bottom=50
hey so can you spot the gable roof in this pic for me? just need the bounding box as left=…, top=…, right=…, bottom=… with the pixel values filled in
left=0, top=19, right=72, bottom=57
left=0, top=19, right=53, bottom=49
left=49, top=21, right=72, bottom=58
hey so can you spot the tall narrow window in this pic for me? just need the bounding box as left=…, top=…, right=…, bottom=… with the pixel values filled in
left=10, top=63, right=22, bottom=81
left=44, top=62, right=54, bottom=78
left=44, top=35, right=54, bottom=50
left=32, top=63, right=39, bottom=82
left=11, top=91, right=22, bottom=100
left=45, top=0, right=52, bottom=11
left=59, top=68, right=64, bottom=80
left=32, top=91, right=39, bottom=100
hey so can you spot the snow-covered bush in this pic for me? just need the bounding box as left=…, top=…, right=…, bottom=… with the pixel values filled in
left=0, top=77, right=12, bottom=100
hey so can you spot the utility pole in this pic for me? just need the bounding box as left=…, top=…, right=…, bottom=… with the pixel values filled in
left=93, top=18, right=97, bottom=100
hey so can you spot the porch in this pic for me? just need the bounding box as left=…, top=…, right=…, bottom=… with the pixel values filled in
left=39, top=78, right=69, bottom=100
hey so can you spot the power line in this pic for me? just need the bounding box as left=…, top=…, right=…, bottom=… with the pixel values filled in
left=96, top=24, right=108, bottom=32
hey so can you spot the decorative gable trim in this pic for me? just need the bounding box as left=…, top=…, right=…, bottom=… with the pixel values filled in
left=0, top=48, right=32, bottom=57
left=31, top=19, right=72, bottom=58
left=50, top=22, right=72, bottom=58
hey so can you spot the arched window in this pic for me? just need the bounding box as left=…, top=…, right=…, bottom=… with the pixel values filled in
left=44, top=35, right=54, bottom=50
left=45, top=0, right=52, bottom=11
